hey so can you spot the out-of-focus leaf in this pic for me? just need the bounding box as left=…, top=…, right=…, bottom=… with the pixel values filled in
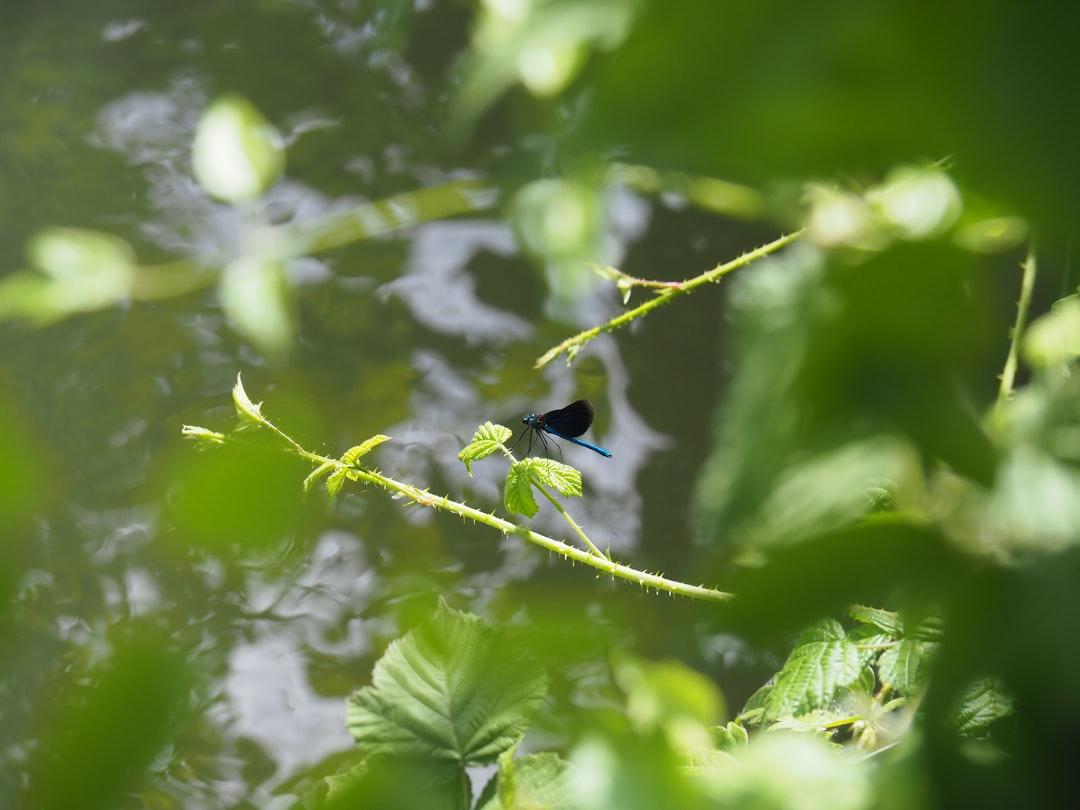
left=695, top=240, right=997, bottom=556
left=455, top=0, right=639, bottom=126
left=476, top=751, right=574, bottom=810
left=982, top=445, right=1080, bottom=551
left=581, top=0, right=1080, bottom=228
left=192, top=94, right=285, bottom=203
left=612, top=651, right=725, bottom=758
left=719, top=518, right=963, bottom=640
left=24, top=633, right=190, bottom=810
left=948, top=678, right=1014, bottom=736
left=1023, top=295, right=1080, bottom=369
left=220, top=256, right=296, bottom=362
left=696, top=732, right=871, bottom=810
left=320, top=757, right=465, bottom=810
left=0, top=228, right=136, bottom=323
left=512, top=177, right=605, bottom=301
left=346, top=599, right=547, bottom=765
left=735, top=435, right=920, bottom=553
left=169, top=442, right=304, bottom=553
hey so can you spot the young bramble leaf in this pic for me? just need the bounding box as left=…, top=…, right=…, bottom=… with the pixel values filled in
left=326, top=467, right=347, bottom=501
left=180, top=425, right=227, bottom=446
left=231, top=372, right=263, bottom=423
left=523, top=457, right=582, bottom=497
left=303, top=460, right=337, bottom=494
left=762, top=619, right=862, bottom=722
left=342, top=435, right=392, bottom=465
left=346, top=599, right=547, bottom=765
left=505, top=461, right=539, bottom=517
left=459, top=422, right=513, bottom=475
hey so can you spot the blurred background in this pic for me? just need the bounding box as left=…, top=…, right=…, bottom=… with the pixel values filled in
left=2, top=1, right=1078, bottom=808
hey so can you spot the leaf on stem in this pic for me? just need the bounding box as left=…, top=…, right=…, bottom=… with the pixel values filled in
left=180, top=425, right=227, bottom=446
left=231, top=372, right=263, bottom=423
left=342, top=435, right=392, bottom=465
left=302, top=460, right=338, bottom=495
left=505, top=461, right=539, bottom=518
left=459, top=422, right=514, bottom=475
left=523, top=457, right=582, bottom=498
left=346, top=599, right=547, bottom=765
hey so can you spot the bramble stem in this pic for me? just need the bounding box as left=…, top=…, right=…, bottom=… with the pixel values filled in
left=997, top=239, right=1038, bottom=408
left=535, top=229, right=806, bottom=368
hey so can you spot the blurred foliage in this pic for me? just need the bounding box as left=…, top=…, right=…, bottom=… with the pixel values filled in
left=5, top=0, right=1080, bottom=808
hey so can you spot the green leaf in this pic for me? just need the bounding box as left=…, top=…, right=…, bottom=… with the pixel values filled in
left=303, top=460, right=338, bottom=494
left=325, top=759, right=369, bottom=800
left=522, top=457, right=582, bottom=497
left=231, top=372, right=263, bottom=423
left=477, top=752, right=574, bottom=810
left=763, top=619, right=863, bottom=722
left=180, top=425, right=227, bottom=446
left=848, top=605, right=903, bottom=636
left=505, top=461, right=539, bottom=518
left=713, top=720, right=748, bottom=753
left=612, top=651, right=725, bottom=760
left=325, top=467, right=347, bottom=501
left=342, top=435, right=392, bottom=465
left=192, top=94, right=285, bottom=203
left=1023, top=294, right=1080, bottom=368
left=346, top=599, right=548, bottom=765
left=0, top=228, right=137, bottom=323
left=220, top=257, right=295, bottom=362
left=877, top=638, right=937, bottom=695
left=458, top=422, right=513, bottom=474
left=949, top=678, right=1015, bottom=736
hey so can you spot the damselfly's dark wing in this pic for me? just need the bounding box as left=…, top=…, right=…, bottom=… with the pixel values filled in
left=540, top=399, right=595, bottom=438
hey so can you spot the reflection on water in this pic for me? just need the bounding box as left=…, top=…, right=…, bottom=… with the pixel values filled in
left=0, top=2, right=750, bottom=807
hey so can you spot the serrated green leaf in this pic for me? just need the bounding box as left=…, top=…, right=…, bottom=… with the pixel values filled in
left=346, top=599, right=547, bottom=766
left=326, top=467, right=347, bottom=501
left=476, top=752, right=573, bottom=810
left=506, top=461, right=539, bottom=518
left=523, top=457, right=582, bottom=497
left=949, top=678, right=1015, bottom=736
left=221, top=257, right=295, bottom=362
left=342, top=435, right=392, bottom=466
left=764, top=619, right=862, bottom=722
left=877, top=638, right=937, bottom=695
left=192, top=94, right=285, bottom=204
left=325, top=759, right=369, bottom=799
left=459, top=422, right=513, bottom=474
left=849, top=605, right=903, bottom=636
left=231, top=372, right=263, bottom=424
left=303, top=460, right=337, bottom=494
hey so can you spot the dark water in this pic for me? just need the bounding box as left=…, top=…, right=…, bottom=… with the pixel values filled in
left=0, top=2, right=773, bottom=806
